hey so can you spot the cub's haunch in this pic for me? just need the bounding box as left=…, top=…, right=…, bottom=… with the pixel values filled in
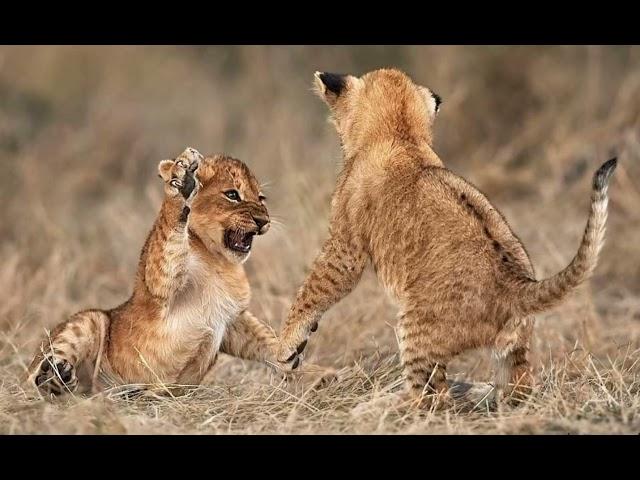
left=26, top=147, right=334, bottom=397
left=276, top=68, right=617, bottom=407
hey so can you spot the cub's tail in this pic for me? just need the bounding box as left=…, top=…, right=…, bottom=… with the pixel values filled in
left=512, top=158, right=617, bottom=317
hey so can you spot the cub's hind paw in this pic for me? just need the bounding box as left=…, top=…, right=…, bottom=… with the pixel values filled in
left=33, top=356, right=78, bottom=396
left=448, top=380, right=497, bottom=412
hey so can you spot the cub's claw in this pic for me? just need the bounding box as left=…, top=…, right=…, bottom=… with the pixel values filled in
left=169, top=147, right=204, bottom=201
left=277, top=322, right=318, bottom=370
left=285, top=351, right=297, bottom=362
left=278, top=341, right=305, bottom=367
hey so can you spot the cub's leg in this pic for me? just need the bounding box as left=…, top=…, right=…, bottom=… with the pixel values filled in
left=113, top=148, right=204, bottom=395
left=148, top=147, right=202, bottom=300
left=221, top=311, right=279, bottom=363
left=397, top=309, right=458, bottom=409
left=175, top=332, right=219, bottom=387
left=277, top=233, right=367, bottom=368
left=223, top=311, right=337, bottom=385
left=493, top=316, right=535, bottom=404
left=26, top=310, right=109, bottom=396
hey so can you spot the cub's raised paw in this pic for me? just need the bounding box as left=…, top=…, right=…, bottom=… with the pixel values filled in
left=33, top=356, right=78, bottom=397
left=159, top=147, right=204, bottom=202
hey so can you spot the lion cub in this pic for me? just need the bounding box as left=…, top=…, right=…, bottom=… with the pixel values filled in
left=27, top=148, right=331, bottom=396
left=276, top=68, right=617, bottom=406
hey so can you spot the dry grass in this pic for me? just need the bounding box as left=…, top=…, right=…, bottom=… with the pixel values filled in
left=1, top=46, right=639, bottom=434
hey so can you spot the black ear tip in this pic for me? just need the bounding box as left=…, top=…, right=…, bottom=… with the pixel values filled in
left=432, top=92, right=442, bottom=111
left=317, top=71, right=347, bottom=96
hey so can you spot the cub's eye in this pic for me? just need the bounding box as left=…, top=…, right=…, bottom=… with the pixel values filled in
left=258, top=194, right=267, bottom=202
left=224, top=190, right=241, bottom=202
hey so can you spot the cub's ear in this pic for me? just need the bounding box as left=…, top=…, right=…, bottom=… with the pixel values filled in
left=313, top=71, right=359, bottom=106
left=158, top=159, right=174, bottom=182
left=419, top=86, right=442, bottom=118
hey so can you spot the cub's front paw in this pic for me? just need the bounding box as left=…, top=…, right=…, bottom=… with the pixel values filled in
left=159, top=147, right=203, bottom=202
left=276, top=337, right=307, bottom=371
left=33, top=356, right=78, bottom=396
left=276, top=322, right=318, bottom=370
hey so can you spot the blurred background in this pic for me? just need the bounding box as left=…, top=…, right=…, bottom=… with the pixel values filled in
left=0, top=47, right=639, bottom=426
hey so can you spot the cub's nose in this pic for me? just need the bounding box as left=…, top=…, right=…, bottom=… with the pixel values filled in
left=253, top=216, right=270, bottom=234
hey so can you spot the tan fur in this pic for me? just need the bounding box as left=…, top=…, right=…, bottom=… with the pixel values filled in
left=277, top=68, right=617, bottom=407
left=26, top=147, right=333, bottom=397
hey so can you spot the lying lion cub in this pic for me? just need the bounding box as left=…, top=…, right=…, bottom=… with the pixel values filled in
left=26, top=147, right=333, bottom=397
left=277, top=68, right=617, bottom=408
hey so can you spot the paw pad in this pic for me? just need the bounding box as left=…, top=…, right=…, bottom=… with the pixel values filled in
left=34, top=357, right=78, bottom=396
left=169, top=150, right=201, bottom=200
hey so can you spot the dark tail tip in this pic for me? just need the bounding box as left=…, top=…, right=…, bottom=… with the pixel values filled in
left=593, top=157, right=618, bottom=190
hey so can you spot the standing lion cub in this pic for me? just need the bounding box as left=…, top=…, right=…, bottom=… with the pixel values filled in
left=26, top=147, right=332, bottom=397
left=276, top=68, right=617, bottom=407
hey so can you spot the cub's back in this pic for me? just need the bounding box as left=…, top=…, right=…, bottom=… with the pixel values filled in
left=369, top=163, right=534, bottom=305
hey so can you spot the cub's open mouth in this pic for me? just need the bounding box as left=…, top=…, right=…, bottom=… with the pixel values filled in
left=224, top=230, right=256, bottom=254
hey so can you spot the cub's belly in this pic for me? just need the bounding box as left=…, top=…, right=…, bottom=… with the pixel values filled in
left=104, top=268, right=248, bottom=387
left=106, top=305, right=239, bottom=386
left=105, top=323, right=227, bottom=386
